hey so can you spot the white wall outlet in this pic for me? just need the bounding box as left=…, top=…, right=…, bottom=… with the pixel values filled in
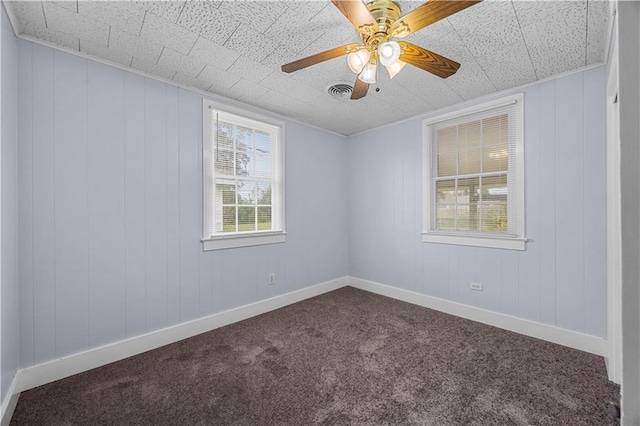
left=470, top=282, right=483, bottom=291
left=268, top=273, right=276, bottom=285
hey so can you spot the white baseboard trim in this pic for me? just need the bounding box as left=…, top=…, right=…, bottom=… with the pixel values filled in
left=349, top=276, right=608, bottom=357
left=1, top=371, right=21, bottom=426
left=16, top=276, right=348, bottom=394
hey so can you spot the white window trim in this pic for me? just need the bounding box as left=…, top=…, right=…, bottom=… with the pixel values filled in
left=422, top=93, right=526, bottom=251
left=202, top=99, right=286, bottom=251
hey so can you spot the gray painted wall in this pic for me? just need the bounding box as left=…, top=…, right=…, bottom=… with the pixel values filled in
left=16, top=41, right=349, bottom=368
left=618, top=1, right=640, bottom=423
left=1, top=5, right=19, bottom=403
left=348, top=66, right=607, bottom=338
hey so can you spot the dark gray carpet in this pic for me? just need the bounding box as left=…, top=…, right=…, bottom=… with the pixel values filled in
left=11, top=287, right=619, bottom=425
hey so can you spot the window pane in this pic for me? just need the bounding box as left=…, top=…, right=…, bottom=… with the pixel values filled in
left=458, top=148, right=481, bottom=175
left=481, top=204, right=508, bottom=232
left=457, top=204, right=479, bottom=231
left=255, top=154, right=271, bottom=178
left=257, top=182, right=271, bottom=205
left=255, top=131, right=271, bottom=155
left=436, top=204, right=456, bottom=230
left=436, top=180, right=456, bottom=203
left=437, top=126, right=456, bottom=153
left=236, top=126, right=254, bottom=151
left=235, top=147, right=252, bottom=176
left=482, top=144, right=508, bottom=172
left=223, top=206, right=236, bottom=232
left=217, top=183, right=236, bottom=205
left=482, top=114, right=508, bottom=145
left=237, top=181, right=256, bottom=205
left=481, top=175, right=508, bottom=203
left=459, top=120, right=481, bottom=149
left=257, top=207, right=272, bottom=230
left=437, top=152, right=457, bottom=177
left=238, top=206, right=256, bottom=231
left=215, top=149, right=234, bottom=176
left=456, top=177, right=480, bottom=205
left=216, top=122, right=234, bottom=150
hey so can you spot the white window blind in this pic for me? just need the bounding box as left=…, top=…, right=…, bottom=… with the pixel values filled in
left=423, top=94, right=525, bottom=250
left=203, top=100, right=285, bottom=250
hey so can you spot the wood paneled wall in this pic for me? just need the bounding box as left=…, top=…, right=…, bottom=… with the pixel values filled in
left=17, top=41, right=349, bottom=368
left=348, top=66, right=607, bottom=338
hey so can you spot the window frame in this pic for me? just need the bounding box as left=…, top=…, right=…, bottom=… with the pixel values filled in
left=422, top=93, right=526, bottom=251
left=202, top=99, right=286, bottom=251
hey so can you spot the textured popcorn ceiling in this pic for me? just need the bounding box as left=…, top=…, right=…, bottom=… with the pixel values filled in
left=5, top=0, right=611, bottom=136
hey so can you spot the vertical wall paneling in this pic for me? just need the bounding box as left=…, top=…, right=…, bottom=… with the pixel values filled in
left=124, top=73, right=147, bottom=338
left=87, top=61, right=126, bottom=348
left=165, top=85, right=180, bottom=325
left=348, top=67, right=607, bottom=336
left=447, top=246, right=460, bottom=302
left=210, top=250, right=223, bottom=313
left=1, top=6, right=19, bottom=400
left=30, top=44, right=56, bottom=363
left=236, top=247, right=258, bottom=308
left=422, top=241, right=438, bottom=296
left=518, top=85, right=542, bottom=322
left=435, top=247, right=449, bottom=299
left=17, top=44, right=348, bottom=369
left=221, top=249, right=239, bottom=310
left=199, top=247, right=213, bottom=315
left=392, top=126, right=405, bottom=289
left=17, top=40, right=33, bottom=368
left=456, top=246, right=475, bottom=307
left=53, top=51, right=90, bottom=358
left=583, top=67, right=607, bottom=337
left=144, top=78, right=168, bottom=332
left=475, top=248, right=501, bottom=312
left=501, top=250, right=519, bottom=317
left=177, top=89, right=200, bottom=323
left=538, top=80, right=558, bottom=327
left=402, top=121, right=421, bottom=293
left=554, top=73, right=586, bottom=333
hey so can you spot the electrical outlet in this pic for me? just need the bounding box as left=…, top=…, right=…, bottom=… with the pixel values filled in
left=269, top=273, right=276, bottom=285
left=470, top=282, right=483, bottom=291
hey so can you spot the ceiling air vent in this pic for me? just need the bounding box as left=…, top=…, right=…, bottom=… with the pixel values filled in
left=326, top=82, right=354, bottom=99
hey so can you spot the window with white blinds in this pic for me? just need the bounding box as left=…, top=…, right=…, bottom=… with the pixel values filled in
left=423, top=93, right=525, bottom=250
left=202, top=99, right=285, bottom=251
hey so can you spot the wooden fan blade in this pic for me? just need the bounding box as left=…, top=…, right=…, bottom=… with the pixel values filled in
left=351, top=78, right=369, bottom=100
left=331, top=0, right=377, bottom=30
left=399, top=41, right=460, bottom=78
left=390, top=0, right=482, bottom=38
left=282, top=43, right=360, bottom=73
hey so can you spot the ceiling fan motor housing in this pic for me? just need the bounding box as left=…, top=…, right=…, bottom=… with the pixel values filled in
left=361, top=0, right=402, bottom=47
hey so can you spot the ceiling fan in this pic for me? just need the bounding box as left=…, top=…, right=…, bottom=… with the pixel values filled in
left=281, top=0, right=482, bottom=100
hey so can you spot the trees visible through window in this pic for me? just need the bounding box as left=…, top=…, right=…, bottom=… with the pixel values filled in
left=203, top=100, right=285, bottom=250
left=423, top=94, right=525, bottom=250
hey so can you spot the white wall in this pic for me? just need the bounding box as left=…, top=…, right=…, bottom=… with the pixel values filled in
left=1, top=4, right=19, bottom=406
left=348, top=66, right=607, bottom=338
left=618, top=1, right=640, bottom=423
left=16, top=41, right=349, bottom=368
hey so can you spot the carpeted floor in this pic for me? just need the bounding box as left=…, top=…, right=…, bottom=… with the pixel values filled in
left=11, top=287, right=619, bottom=425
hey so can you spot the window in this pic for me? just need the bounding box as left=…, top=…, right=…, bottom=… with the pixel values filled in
left=423, top=93, right=525, bottom=250
left=202, top=99, right=285, bottom=250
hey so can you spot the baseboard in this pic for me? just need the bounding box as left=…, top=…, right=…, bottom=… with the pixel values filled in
left=16, top=276, right=349, bottom=394
left=349, top=276, right=608, bottom=357
left=1, top=371, right=21, bottom=426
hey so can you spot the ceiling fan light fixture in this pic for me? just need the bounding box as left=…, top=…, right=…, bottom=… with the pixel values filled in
left=378, top=41, right=401, bottom=66
left=358, top=62, right=378, bottom=84
left=347, top=49, right=371, bottom=74
left=386, top=59, right=407, bottom=79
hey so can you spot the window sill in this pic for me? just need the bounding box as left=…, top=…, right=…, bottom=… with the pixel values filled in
left=422, top=232, right=527, bottom=251
left=203, top=231, right=286, bottom=251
